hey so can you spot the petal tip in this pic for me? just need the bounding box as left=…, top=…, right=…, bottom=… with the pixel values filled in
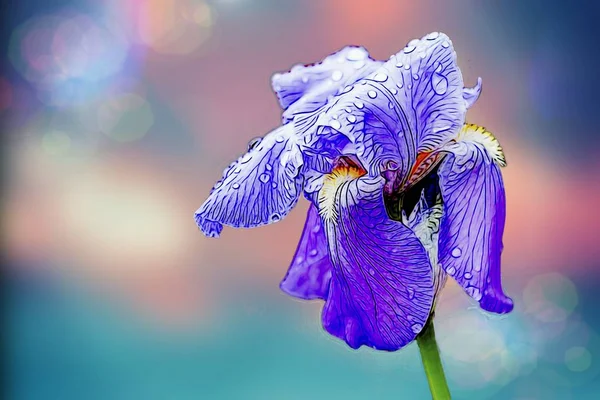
left=194, top=211, right=223, bottom=238
left=480, top=293, right=514, bottom=314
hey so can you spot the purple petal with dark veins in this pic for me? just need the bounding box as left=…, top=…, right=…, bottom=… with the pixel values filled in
left=438, top=138, right=513, bottom=314
left=321, top=175, right=434, bottom=350
left=294, top=32, right=466, bottom=180
left=272, top=46, right=383, bottom=123
left=280, top=203, right=332, bottom=300
left=194, top=124, right=304, bottom=237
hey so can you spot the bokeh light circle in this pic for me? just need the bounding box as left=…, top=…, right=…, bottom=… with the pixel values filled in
left=523, top=272, right=578, bottom=323
left=564, top=346, right=592, bottom=372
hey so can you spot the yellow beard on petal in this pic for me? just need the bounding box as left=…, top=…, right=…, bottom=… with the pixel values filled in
left=457, top=123, right=507, bottom=167
left=318, top=166, right=365, bottom=224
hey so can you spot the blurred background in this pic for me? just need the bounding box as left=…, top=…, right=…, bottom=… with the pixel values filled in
left=2, top=0, right=600, bottom=399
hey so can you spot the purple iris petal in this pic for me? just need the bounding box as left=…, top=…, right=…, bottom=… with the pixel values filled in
left=321, top=176, right=434, bottom=350
left=437, top=140, right=513, bottom=314
left=272, top=46, right=383, bottom=123
left=195, top=124, right=304, bottom=237
left=463, top=77, right=483, bottom=109
left=280, top=204, right=332, bottom=300
left=294, top=32, right=466, bottom=180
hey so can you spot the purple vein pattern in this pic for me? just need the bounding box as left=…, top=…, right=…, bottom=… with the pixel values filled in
left=195, top=32, right=513, bottom=351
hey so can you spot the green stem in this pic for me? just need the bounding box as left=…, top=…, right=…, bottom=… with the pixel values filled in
left=416, top=317, right=451, bottom=400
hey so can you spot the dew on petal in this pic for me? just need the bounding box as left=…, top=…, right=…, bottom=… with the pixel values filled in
left=271, top=182, right=278, bottom=189
left=346, top=47, right=365, bottom=61
left=342, top=85, right=353, bottom=94
left=347, top=115, right=357, bottom=123
left=412, top=73, right=420, bottom=80
left=309, top=249, right=318, bottom=257
left=373, top=72, right=388, bottom=82
left=270, top=213, right=281, bottom=222
left=432, top=72, right=449, bottom=95
left=332, top=70, right=343, bottom=81
left=464, top=272, right=473, bottom=279
left=451, top=247, right=462, bottom=257
left=354, top=100, right=364, bottom=109
left=447, top=266, right=456, bottom=275
left=395, top=62, right=403, bottom=68
left=275, top=135, right=285, bottom=143
left=390, top=88, right=398, bottom=95
left=331, top=120, right=341, bottom=130
left=301, top=75, right=309, bottom=83
left=232, top=183, right=240, bottom=189
left=265, top=164, right=272, bottom=171
left=404, top=45, right=416, bottom=54
left=426, top=31, right=440, bottom=40
left=240, top=153, right=253, bottom=164
left=388, top=101, right=395, bottom=109
left=404, top=64, right=410, bottom=70
left=407, top=287, right=415, bottom=299
left=442, top=41, right=450, bottom=48
left=369, top=268, right=375, bottom=276
left=367, top=90, right=377, bottom=98
left=259, top=173, right=270, bottom=183
left=411, top=323, right=422, bottom=334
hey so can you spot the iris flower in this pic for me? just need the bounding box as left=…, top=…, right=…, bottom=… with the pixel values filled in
left=195, top=32, right=512, bottom=397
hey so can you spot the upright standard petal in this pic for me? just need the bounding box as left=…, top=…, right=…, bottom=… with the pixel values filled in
left=195, top=124, right=304, bottom=237
left=280, top=204, right=332, bottom=300
left=437, top=124, right=513, bottom=313
left=295, top=32, right=466, bottom=186
left=319, top=169, right=434, bottom=350
left=271, top=46, right=382, bottom=123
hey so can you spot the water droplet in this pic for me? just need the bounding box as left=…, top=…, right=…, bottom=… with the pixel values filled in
left=259, top=173, right=270, bottom=183
left=309, top=249, right=318, bottom=257
left=312, top=224, right=320, bottom=233
left=354, top=100, right=364, bottom=109
left=432, top=72, right=448, bottom=95
left=447, top=266, right=456, bottom=276
left=388, top=101, right=395, bottom=109
left=271, top=213, right=281, bottom=222
left=271, top=182, right=278, bottom=189
left=232, top=183, right=240, bottom=189
left=373, top=72, right=388, bottom=82
left=346, top=48, right=365, bottom=61
left=331, top=120, right=342, bottom=130
left=451, top=247, right=462, bottom=257
left=441, top=41, right=450, bottom=48
left=426, top=31, right=440, bottom=40
left=397, top=81, right=404, bottom=89
left=234, top=167, right=242, bottom=174
left=367, top=90, right=377, bottom=98
left=276, top=135, right=285, bottom=143
left=347, top=115, right=357, bottom=123
left=369, top=268, right=375, bottom=276
left=404, top=64, right=410, bottom=70
left=214, top=180, right=223, bottom=189
left=404, top=45, right=416, bottom=54
left=390, top=88, right=398, bottom=95
left=265, top=164, right=272, bottom=171
left=354, top=60, right=365, bottom=69
left=395, top=62, right=403, bottom=68
left=411, top=323, right=423, bottom=334
left=407, top=287, right=415, bottom=299
left=408, top=84, right=412, bottom=89
left=240, top=153, right=253, bottom=164
left=247, top=137, right=262, bottom=150
left=301, top=76, right=309, bottom=83
left=412, top=73, right=420, bottom=80
left=419, top=52, right=426, bottom=59
left=332, top=70, right=343, bottom=81
left=341, top=85, right=353, bottom=94
left=464, top=272, right=472, bottom=279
